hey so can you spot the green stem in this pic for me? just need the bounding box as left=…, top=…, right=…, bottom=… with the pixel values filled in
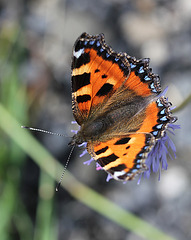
left=34, top=171, right=56, bottom=240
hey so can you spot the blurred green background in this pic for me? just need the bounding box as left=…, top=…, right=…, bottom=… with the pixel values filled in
left=0, top=0, right=190, bottom=240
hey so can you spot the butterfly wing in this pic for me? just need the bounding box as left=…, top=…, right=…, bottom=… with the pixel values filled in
left=87, top=133, right=153, bottom=181
left=71, top=33, right=161, bottom=126
left=87, top=97, right=174, bottom=181
left=72, top=33, right=131, bottom=125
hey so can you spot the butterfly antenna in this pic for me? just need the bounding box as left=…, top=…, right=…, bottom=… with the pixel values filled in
left=21, top=126, right=69, bottom=137
left=56, top=145, right=75, bottom=192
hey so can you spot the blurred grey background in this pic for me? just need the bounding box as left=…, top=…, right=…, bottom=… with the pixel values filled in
left=0, top=0, right=191, bottom=240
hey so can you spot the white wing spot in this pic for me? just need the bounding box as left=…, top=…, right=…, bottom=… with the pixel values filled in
left=73, top=48, right=84, bottom=58
left=113, top=171, right=126, bottom=178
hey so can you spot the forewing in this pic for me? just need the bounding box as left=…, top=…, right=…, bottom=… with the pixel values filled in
left=71, top=33, right=130, bottom=125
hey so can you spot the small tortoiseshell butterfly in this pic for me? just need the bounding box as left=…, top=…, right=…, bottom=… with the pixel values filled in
left=69, top=32, right=177, bottom=181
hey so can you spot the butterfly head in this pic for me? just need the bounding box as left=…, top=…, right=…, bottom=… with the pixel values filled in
left=69, top=130, right=85, bottom=146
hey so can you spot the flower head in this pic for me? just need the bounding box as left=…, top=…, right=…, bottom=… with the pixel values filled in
left=137, top=123, right=180, bottom=184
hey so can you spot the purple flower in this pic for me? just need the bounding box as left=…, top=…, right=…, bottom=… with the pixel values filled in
left=137, top=123, right=180, bottom=184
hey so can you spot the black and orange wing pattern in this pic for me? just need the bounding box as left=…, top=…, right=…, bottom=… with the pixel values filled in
left=71, top=33, right=131, bottom=125
left=87, top=97, right=174, bottom=180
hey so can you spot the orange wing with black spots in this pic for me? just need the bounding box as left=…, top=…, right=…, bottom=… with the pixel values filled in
left=72, top=33, right=131, bottom=125
left=124, top=57, right=161, bottom=97
left=88, top=133, right=153, bottom=181
left=71, top=33, right=161, bottom=125
left=86, top=97, right=172, bottom=181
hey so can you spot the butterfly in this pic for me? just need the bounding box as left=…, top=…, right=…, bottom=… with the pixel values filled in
left=69, top=32, right=177, bottom=181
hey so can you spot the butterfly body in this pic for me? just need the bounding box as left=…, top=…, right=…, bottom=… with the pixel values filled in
left=71, top=33, right=177, bottom=181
